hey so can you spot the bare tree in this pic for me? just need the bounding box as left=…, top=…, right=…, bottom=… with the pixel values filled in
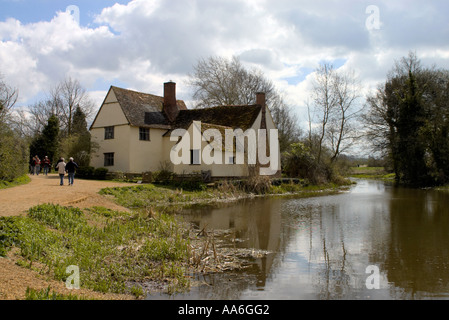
left=189, top=55, right=302, bottom=152
left=189, top=56, right=276, bottom=108
left=310, top=63, right=336, bottom=163
left=0, top=76, right=18, bottom=123
left=361, top=84, right=392, bottom=155
left=27, top=77, right=95, bottom=136
left=309, top=63, right=362, bottom=163
left=327, top=70, right=362, bottom=162
left=50, top=77, right=95, bottom=136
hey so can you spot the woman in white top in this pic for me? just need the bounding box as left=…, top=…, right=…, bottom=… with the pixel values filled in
left=56, top=158, right=66, bottom=186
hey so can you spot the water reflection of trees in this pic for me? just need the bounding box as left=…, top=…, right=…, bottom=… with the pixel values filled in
left=311, top=205, right=353, bottom=300
left=384, top=188, right=449, bottom=298
left=294, top=183, right=449, bottom=299
left=280, top=197, right=357, bottom=300
left=172, top=183, right=449, bottom=300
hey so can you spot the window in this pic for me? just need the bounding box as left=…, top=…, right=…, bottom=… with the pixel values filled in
left=104, top=153, right=114, bottom=167
left=190, top=150, right=200, bottom=165
left=139, top=127, right=150, bottom=141
left=104, top=126, right=114, bottom=140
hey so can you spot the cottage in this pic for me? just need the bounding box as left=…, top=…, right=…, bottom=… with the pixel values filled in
left=89, top=82, right=280, bottom=178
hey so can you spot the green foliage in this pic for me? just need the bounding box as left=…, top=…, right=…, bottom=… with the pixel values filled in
left=0, top=204, right=190, bottom=295
left=99, top=184, right=217, bottom=208
left=94, top=167, right=108, bottom=180
left=395, top=71, right=429, bottom=186
left=28, top=204, right=86, bottom=233
left=68, top=107, right=92, bottom=167
left=0, top=174, right=30, bottom=190
left=29, top=114, right=60, bottom=165
left=282, top=142, right=333, bottom=184
left=76, top=166, right=95, bottom=179
left=153, top=170, right=174, bottom=184
left=171, top=179, right=207, bottom=192
left=367, top=54, right=449, bottom=187
left=71, top=106, right=89, bottom=136
left=0, top=126, right=28, bottom=181
left=25, top=287, right=88, bottom=300
left=76, top=166, right=108, bottom=180
left=0, top=217, right=21, bottom=256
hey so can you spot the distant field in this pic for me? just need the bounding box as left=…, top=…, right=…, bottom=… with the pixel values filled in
left=350, top=167, right=386, bottom=174
left=348, top=167, right=394, bottom=180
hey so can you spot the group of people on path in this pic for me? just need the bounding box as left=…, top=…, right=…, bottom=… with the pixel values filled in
left=30, top=155, right=79, bottom=186
left=30, top=156, right=51, bottom=175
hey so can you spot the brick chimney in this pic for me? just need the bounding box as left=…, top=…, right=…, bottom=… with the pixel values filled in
left=163, top=81, right=179, bottom=122
left=256, top=92, right=266, bottom=108
left=256, top=92, right=267, bottom=130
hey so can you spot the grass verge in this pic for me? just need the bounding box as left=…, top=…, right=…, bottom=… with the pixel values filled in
left=99, top=179, right=351, bottom=210
left=25, top=286, right=89, bottom=300
left=0, top=175, right=31, bottom=190
left=348, top=167, right=395, bottom=181
left=436, top=185, right=449, bottom=192
left=0, top=204, right=190, bottom=297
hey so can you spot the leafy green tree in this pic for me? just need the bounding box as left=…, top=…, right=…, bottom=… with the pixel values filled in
left=67, top=106, right=92, bottom=166
left=395, top=71, right=429, bottom=186
left=29, top=115, right=60, bottom=165
left=0, top=77, right=27, bottom=180
left=364, top=52, right=449, bottom=186
left=0, top=125, right=28, bottom=181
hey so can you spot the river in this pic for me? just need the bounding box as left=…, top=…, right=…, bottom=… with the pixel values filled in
left=146, top=179, right=449, bottom=300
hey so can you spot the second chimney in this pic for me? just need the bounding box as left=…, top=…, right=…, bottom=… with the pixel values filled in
left=256, top=92, right=266, bottom=109
left=256, top=92, right=267, bottom=130
left=163, top=81, right=178, bottom=122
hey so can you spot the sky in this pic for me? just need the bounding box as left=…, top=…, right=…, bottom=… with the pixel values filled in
left=1, top=0, right=449, bottom=133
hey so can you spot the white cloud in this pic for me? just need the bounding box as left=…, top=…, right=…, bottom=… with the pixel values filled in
left=0, top=0, right=448, bottom=133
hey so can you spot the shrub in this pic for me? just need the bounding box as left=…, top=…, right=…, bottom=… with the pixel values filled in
left=0, top=126, right=28, bottom=181
left=242, top=175, right=272, bottom=194
left=76, top=167, right=108, bottom=180
left=153, top=170, right=174, bottom=184
left=77, top=166, right=95, bottom=179
left=0, top=217, right=20, bottom=256
left=93, top=168, right=108, bottom=180
left=283, top=142, right=334, bottom=185
left=172, top=179, right=207, bottom=192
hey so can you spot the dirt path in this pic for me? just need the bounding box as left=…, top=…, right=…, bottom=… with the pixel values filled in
left=0, top=174, right=135, bottom=217
left=0, top=174, right=137, bottom=300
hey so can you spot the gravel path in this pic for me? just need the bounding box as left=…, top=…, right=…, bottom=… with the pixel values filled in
left=0, top=174, right=135, bottom=217
left=0, top=174, right=136, bottom=300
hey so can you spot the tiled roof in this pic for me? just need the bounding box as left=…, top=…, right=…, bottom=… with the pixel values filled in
left=111, top=86, right=186, bottom=129
left=173, top=105, right=262, bottom=131
left=107, top=86, right=261, bottom=132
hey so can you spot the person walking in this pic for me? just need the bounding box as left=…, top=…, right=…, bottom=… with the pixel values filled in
left=56, top=158, right=66, bottom=186
left=55, top=157, right=63, bottom=168
left=42, top=156, right=51, bottom=176
left=34, top=156, right=41, bottom=176
left=65, top=157, right=79, bottom=186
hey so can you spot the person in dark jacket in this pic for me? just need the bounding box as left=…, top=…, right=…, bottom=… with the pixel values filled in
left=42, top=156, right=51, bottom=175
left=65, top=157, right=79, bottom=186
